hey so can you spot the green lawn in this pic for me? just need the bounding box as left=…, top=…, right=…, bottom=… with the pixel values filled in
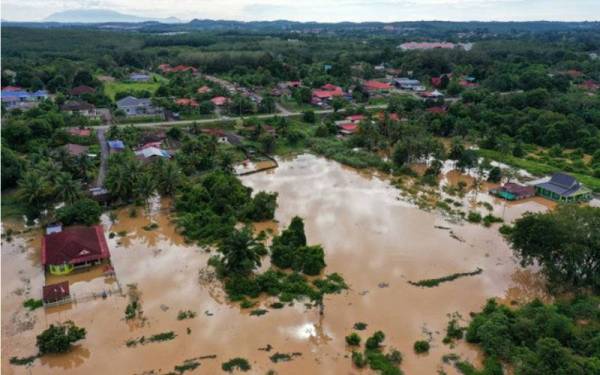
left=477, top=149, right=600, bottom=192
left=103, top=75, right=165, bottom=100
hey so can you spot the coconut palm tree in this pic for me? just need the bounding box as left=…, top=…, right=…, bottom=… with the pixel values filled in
left=54, top=172, right=82, bottom=204
left=135, top=172, right=156, bottom=210
left=18, top=169, right=52, bottom=212
left=219, top=226, right=265, bottom=277
left=155, top=160, right=182, bottom=196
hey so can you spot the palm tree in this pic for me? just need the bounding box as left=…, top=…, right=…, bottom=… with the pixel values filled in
left=156, top=161, right=181, bottom=196
left=18, top=170, right=52, bottom=212
left=219, top=226, right=265, bottom=277
left=105, top=162, right=132, bottom=202
left=135, top=172, right=156, bottom=210
left=54, top=172, right=82, bottom=204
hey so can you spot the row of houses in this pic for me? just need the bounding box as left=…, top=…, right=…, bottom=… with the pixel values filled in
left=1, top=87, right=49, bottom=109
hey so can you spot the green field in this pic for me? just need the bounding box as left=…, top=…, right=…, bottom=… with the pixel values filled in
left=104, top=81, right=160, bottom=100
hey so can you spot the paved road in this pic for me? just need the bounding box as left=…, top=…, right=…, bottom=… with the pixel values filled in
left=90, top=104, right=388, bottom=130
left=95, top=128, right=108, bottom=187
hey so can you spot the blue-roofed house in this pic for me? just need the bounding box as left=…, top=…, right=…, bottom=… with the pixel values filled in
left=535, top=173, right=592, bottom=203
left=135, top=147, right=171, bottom=163
left=116, top=96, right=161, bottom=117
left=1, top=89, right=49, bottom=109
left=129, top=73, right=151, bottom=82
left=107, top=140, right=125, bottom=153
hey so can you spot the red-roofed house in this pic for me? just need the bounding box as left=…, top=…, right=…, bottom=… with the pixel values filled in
left=345, top=114, right=365, bottom=123
left=68, top=128, right=92, bottom=137
left=197, top=85, right=211, bottom=94
left=287, top=81, right=301, bottom=88
left=2, top=86, right=22, bottom=91
left=377, top=112, right=401, bottom=122
left=580, top=80, right=599, bottom=91
left=459, top=80, right=480, bottom=88
left=322, top=83, right=341, bottom=91
left=171, top=65, right=198, bottom=73
left=363, top=80, right=392, bottom=92
left=312, top=84, right=344, bottom=103
left=43, top=281, right=71, bottom=305
left=337, top=123, right=358, bottom=135
left=42, top=225, right=111, bottom=275
left=211, top=96, right=229, bottom=106
left=175, top=98, right=199, bottom=107
left=70, top=85, right=96, bottom=96
left=427, top=106, right=447, bottom=114
left=565, top=69, right=583, bottom=78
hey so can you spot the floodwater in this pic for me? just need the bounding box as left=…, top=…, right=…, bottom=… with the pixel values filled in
left=2, top=154, right=550, bottom=375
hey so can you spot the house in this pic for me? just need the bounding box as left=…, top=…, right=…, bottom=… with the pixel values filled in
left=420, top=90, right=444, bottom=99
left=70, top=85, right=96, bottom=96
left=337, top=123, right=359, bottom=136
left=108, top=140, right=125, bottom=152
left=1, top=89, right=48, bottom=109
left=312, top=84, right=344, bottom=104
left=43, top=281, right=72, bottom=306
left=88, top=187, right=110, bottom=203
left=135, top=147, right=171, bottom=162
left=201, top=128, right=229, bottom=143
left=197, top=85, right=211, bottom=94
left=363, top=80, right=392, bottom=92
left=129, top=73, right=151, bottom=82
left=211, top=96, right=229, bottom=106
left=175, top=98, right=199, bottom=107
left=580, top=80, right=600, bottom=91
left=160, top=64, right=198, bottom=74
left=64, top=143, right=90, bottom=157
left=535, top=173, right=592, bottom=203
left=398, top=42, right=456, bottom=51
left=116, top=96, right=161, bottom=117
left=427, top=106, right=447, bottom=114
left=41, top=225, right=111, bottom=275
left=431, top=74, right=452, bottom=88
left=1, top=85, right=22, bottom=91
left=140, top=141, right=163, bottom=149
left=345, top=114, right=365, bottom=124
left=393, top=78, right=424, bottom=91
left=68, top=127, right=92, bottom=137
left=459, top=80, right=480, bottom=88
left=490, top=183, right=536, bottom=201
left=61, top=100, right=97, bottom=117
left=377, top=112, right=401, bottom=122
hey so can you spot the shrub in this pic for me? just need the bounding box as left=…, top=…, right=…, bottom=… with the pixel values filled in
left=414, top=340, right=430, bottom=353
left=222, top=358, right=251, bottom=372
left=352, top=351, right=367, bottom=368
left=353, top=322, right=368, bottom=330
left=365, top=331, right=385, bottom=350
left=23, top=298, right=43, bottom=311
left=56, top=198, right=102, bottom=226
left=36, top=321, right=86, bottom=354
left=345, top=332, right=361, bottom=346
left=467, top=211, right=482, bottom=223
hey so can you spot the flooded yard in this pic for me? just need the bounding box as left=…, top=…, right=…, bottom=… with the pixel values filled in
left=2, top=154, right=549, bottom=375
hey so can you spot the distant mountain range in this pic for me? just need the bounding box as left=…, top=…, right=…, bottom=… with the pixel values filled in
left=44, top=9, right=182, bottom=24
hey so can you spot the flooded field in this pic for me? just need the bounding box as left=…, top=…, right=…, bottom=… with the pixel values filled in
left=2, top=154, right=550, bottom=375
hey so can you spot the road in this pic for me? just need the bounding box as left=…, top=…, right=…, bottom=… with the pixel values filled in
left=90, top=104, right=388, bottom=130
left=95, top=128, right=108, bottom=187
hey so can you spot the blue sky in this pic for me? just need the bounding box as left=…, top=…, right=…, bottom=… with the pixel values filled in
left=2, top=0, right=600, bottom=22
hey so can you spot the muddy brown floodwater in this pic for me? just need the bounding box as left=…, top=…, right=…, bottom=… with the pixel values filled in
left=2, top=154, right=550, bottom=375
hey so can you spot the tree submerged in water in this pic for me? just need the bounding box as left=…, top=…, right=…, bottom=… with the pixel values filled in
left=36, top=321, right=86, bottom=354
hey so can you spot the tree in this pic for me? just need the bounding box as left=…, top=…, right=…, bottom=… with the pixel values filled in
left=219, top=227, right=266, bottom=277
left=487, top=167, right=502, bottom=183
left=245, top=191, right=277, bottom=221
left=36, top=321, right=86, bottom=354
left=1, top=145, right=24, bottom=190
left=507, top=206, right=600, bottom=292
left=153, top=160, right=182, bottom=196
left=332, top=97, right=345, bottom=112
left=56, top=199, right=102, bottom=226
left=18, top=169, right=52, bottom=215
left=53, top=173, right=82, bottom=204
left=346, top=333, right=361, bottom=346
left=302, top=110, right=316, bottom=123
left=259, top=133, right=276, bottom=154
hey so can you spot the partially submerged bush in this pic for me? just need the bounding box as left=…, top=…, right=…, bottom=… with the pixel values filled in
left=414, top=340, right=430, bottom=353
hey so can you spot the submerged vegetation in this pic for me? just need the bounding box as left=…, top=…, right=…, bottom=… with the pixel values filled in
left=409, top=268, right=483, bottom=288
left=350, top=330, right=404, bottom=374
left=221, top=357, right=251, bottom=372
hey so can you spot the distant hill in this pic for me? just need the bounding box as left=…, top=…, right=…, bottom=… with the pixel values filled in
left=44, top=9, right=182, bottom=24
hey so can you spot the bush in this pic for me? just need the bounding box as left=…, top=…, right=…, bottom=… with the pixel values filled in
left=345, top=332, right=361, bottom=346
left=222, top=358, right=251, bottom=372
left=56, top=198, right=102, bottom=226
left=23, top=298, right=43, bottom=311
left=36, top=321, right=86, bottom=354
left=365, top=331, right=385, bottom=350
left=467, top=211, right=482, bottom=223
left=353, top=322, right=368, bottom=330
left=414, top=340, right=430, bottom=353
left=352, top=351, right=367, bottom=368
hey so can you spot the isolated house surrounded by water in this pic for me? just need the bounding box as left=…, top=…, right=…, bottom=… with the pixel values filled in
left=490, top=182, right=535, bottom=201
left=535, top=173, right=592, bottom=202
left=42, top=226, right=111, bottom=275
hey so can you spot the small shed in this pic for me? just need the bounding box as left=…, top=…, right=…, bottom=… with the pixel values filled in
left=43, top=281, right=71, bottom=306
left=490, top=183, right=535, bottom=201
